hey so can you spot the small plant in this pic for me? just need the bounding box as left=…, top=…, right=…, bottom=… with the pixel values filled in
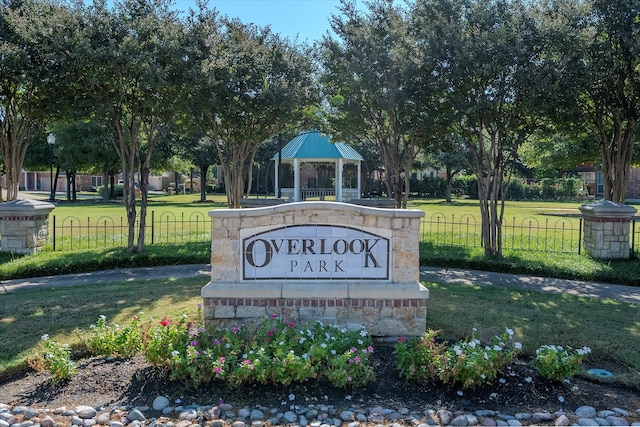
left=86, top=314, right=142, bottom=358
left=395, top=328, right=522, bottom=389
left=31, top=334, right=76, bottom=384
left=441, top=328, right=522, bottom=389
left=533, top=345, right=591, bottom=381
left=394, top=330, right=445, bottom=382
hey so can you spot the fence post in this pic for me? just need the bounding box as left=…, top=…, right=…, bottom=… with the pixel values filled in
left=632, top=218, right=636, bottom=258
left=53, top=215, right=57, bottom=251
left=151, top=210, right=155, bottom=245
left=578, top=217, right=582, bottom=255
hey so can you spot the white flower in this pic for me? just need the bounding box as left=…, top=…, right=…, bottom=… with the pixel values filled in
left=360, top=329, right=368, bottom=337
left=558, top=396, right=565, bottom=403
left=454, top=345, right=462, bottom=356
left=576, top=346, right=592, bottom=355
left=289, top=393, right=295, bottom=401
left=505, top=327, right=514, bottom=337
left=499, top=378, right=506, bottom=384
left=171, top=350, right=180, bottom=357
left=473, top=327, right=478, bottom=332
left=525, top=377, right=532, bottom=383
left=299, top=337, right=306, bottom=344
left=320, top=343, right=327, bottom=349
left=514, top=342, right=523, bottom=350
left=331, top=349, right=336, bottom=355
left=357, top=339, right=363, bottom=345
left=99, top=315, right=106, bottom=321
left=345, top=395, right=352, bottom=400
left=468, top=340, right=476, bottom=349
left=493, top=345, right=503, bottom=351
left=41, top=334, right=49, bottom=341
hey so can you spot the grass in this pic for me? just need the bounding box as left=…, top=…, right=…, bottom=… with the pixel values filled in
left=1, top=273, right=638, bottom=388
left=1, top=196, right=639, bottom=386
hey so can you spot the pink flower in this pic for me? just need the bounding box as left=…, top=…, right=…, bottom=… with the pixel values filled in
left=219, top=357, right=225, bottom=363
left=288, top=323, right=295, bottom=328
left=354, top=356, right=361, bottom=363
left=267, top=330, right=274, bottom=336
left=214, top=366, right=222, bottom=374
left=159, top=316, right=170, bottom=327
left=397, top=337, right=406, bottom=343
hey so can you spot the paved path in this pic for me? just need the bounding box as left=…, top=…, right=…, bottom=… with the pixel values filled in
left=2, top=264, right=639, bottom=305
left=420, top=267, right=640, bottom=305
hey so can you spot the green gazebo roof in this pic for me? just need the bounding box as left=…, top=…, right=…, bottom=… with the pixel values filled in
left=272, top=131, right=363, bottom=161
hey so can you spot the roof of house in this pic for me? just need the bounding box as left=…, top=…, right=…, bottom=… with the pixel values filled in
left=272, top=131, right=363, bottom=161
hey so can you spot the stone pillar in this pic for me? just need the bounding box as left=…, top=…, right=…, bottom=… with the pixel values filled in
left=0, top=199, right=56, bottom=254
left=579, top=200, right=637, bottom=259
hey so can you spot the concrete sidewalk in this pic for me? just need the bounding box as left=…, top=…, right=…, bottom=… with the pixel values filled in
left=0, top=264, right=211, bottom=293
left=1, top=264, right=639, bottom=305
left=420, top=267, right=640, bottom=305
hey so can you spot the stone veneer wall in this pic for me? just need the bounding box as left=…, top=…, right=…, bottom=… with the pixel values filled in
left=202, top=201, right=428, bottom=337
left=0, top=199, right=55, bottom=254
left=579, top=200, right=637, bottom=259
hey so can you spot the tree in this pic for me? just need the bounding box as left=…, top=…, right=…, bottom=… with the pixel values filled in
left=547, top=0, right=640, bottom=202
left=319, top=0, right=426, bottom=209
left=75, top=0, right=192, bottom=252
left=413, top=0, right=549, bottom=256
left=423, top=136, right=473, bottom=203
left=191, top=13, right=315, bottom=208
left=518, top=130, right=597, bottom=179
left=0, top=0, right=76, bottom=201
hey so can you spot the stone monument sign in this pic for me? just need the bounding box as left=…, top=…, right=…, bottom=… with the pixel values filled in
left=202, top=201, right=428, bottom=337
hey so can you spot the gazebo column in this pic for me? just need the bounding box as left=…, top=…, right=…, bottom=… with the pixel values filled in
left=293, top=158, right=300, bottom=202
left=357, top=161, right=361, bottom=200
left=336, top=159, right=344, bottom=202
left=274, top=161, right=280, bottom=199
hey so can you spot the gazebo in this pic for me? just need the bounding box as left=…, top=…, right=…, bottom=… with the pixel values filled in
left=273, top=131, right=363, bottom=202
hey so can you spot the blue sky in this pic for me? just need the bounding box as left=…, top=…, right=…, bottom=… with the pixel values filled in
left=172, top=0, right=343, bottom=43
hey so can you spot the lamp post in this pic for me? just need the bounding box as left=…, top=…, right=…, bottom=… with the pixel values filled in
left=47, top=133, right=55, bottom=202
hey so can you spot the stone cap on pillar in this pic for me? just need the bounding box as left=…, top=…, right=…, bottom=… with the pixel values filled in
left=0, top=199, right=56, bottom=217
left=579, top=200, right=637, bottom=219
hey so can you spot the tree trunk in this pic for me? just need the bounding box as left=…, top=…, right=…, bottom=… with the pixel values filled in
left=199, top=165, right=209, bottom=202
left=598, top=114, right=636, bottom=203
left=445, top=166, right=453, bottom=203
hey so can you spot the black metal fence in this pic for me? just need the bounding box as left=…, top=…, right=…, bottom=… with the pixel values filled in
left=421, top=212, right=584, bottom=254
left=51, top=211, right=211, bottom=251
left=49, top=210, right=640, bottom=256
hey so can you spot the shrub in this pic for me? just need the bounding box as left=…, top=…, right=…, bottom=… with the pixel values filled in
left=143, top=314, right=375, bottom=389
left=30, top=335, right=76, bottom=384
left=533, top=345, right=591, bottom=381
left=395, top=328, right=522, bottom=389
left=86, top=314, right=142, bottom=358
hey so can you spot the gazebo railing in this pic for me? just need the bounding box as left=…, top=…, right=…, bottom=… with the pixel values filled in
left=279, top=187, right=360, bottom=201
